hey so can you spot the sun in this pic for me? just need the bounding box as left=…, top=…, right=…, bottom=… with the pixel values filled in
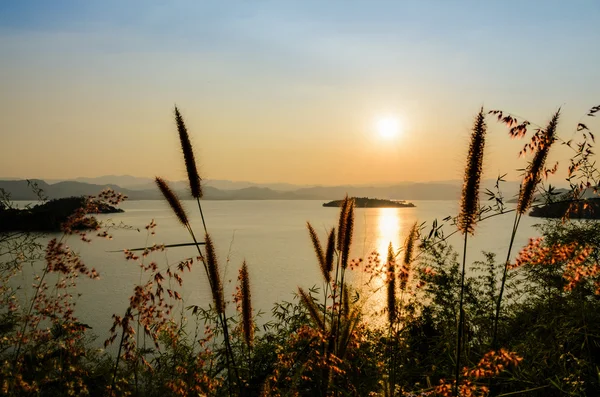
left=376, top=116, right=402, bottom=139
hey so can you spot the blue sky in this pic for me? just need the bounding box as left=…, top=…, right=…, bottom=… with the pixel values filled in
left=1, top=1, right=599, bottom=184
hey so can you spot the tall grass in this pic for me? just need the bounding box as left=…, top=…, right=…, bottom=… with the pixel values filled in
left=153, top=107, right=243, bottom=395
left=492, top=109, right=561, bottom=348
left=455, top=108, right=487, bottom=395
left=4, top=104, right=600, bottom=396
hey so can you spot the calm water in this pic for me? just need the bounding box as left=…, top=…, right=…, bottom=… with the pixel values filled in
left=11, top=200, right=542, bottom=344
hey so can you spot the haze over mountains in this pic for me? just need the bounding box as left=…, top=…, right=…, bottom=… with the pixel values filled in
left=0, top=175, right=528, bottom=202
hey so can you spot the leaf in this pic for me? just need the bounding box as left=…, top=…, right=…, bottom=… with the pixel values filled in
left=109, top=241, right=205, bottom=252
left=587, top=105, right=600, bottom=116
left=577, top=123, right=589, bottom=131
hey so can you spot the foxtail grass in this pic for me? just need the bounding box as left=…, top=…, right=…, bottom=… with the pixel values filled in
left=386, top=243, right=397, bottom=326
left=336, top=196, right=351, bottom=251
left=301, top=196, right=357, bottom=396
left=155, top=108, right=243, bottom=395
left=155, top=177, right=189, bottom=227
left=336, top=197, right=354, bottom=341
left=400, top=222, right=418, bottom=292
left=205, top=233, right=225, bottom=314
left=458, top=108, right=486, bottom=235
left=175, top=106, right=202, bottom=200
left=299, top=287, right=325, bottom=330
left=516, top=110, right=561, bottom=215
left=492, top=109, right=561, bottom=348
left=307, top=222, right=330, bottom=283
left=325, top=228, right=335, bottom=278
left=455, top=108, right=487, bottom=396
left=239, top=261, right=253, bottom=348
left=175, top=106, right=208, bottom=235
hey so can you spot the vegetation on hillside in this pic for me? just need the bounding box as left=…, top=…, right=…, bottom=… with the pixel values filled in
left=322, top=197, right=415, bottom=208
left=0, top=194, right=124, bottom=232
left=1, top=104, right=600, bottom=396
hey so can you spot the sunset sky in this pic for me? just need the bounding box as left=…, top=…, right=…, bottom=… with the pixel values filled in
left=1, top=1, right=599, bottom=185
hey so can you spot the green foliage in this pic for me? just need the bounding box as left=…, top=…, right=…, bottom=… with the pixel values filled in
left=3, top=105, right=600, bottom=396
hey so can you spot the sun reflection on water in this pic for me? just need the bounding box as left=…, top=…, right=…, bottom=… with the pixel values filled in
left=356, top=208, right=405, bottom=326
left=376, top=208, right=402, bottom=257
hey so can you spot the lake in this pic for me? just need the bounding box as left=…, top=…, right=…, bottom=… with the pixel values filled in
left=10, top=199, right=542, bottom=345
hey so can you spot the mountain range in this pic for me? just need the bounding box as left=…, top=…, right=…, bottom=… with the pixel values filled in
left=0, top=175, right=527, bottom=202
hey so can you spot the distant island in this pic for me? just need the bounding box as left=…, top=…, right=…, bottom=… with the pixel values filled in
left=0, top=196, right=123, bottom=232
left=323, top=197, right=416, bottom=208
left=529, top=198, right=600, bottom=219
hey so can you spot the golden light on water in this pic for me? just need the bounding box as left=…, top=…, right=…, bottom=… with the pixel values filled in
left=376, top=208, right=402, bottom=256
left=357, top=208, right=404, bottom=326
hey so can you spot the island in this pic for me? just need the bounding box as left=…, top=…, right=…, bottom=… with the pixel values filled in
left=0, top=196, right=123, bottom=232
left=529, top=198, right=600, bottom=219
left=323, top=197, right=416, bottom=208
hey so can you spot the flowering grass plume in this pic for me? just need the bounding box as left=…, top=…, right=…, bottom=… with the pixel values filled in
left=517, top=109, right=561, bottom=215
left=400, top=221, right=418, bottom=291
left=386, top=243, right=397, bottom=325
left=458, top=108, right=487, bottom=234
left=325, top=228, right=336, bottom=281
left=205, top=233, right=225, bottom=314
left=239, top=261, right=254, bottom=347
left=175, top=106, right=203, bottom=199
left=155, top=177, right=189, bottom=226
left=307, top=222, right=330, bottom=283
left=298, top=287, right=325, bottom=330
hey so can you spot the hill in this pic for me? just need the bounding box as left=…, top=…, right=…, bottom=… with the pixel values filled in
left=0, top=196, right=122, bottom=232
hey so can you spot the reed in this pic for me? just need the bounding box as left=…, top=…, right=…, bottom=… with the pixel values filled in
left=492, top=109, right=561, bottom=348
left=204, top=233, right=225, bottom=314
left=307, top=222, right=330, bottom=283
left=239, top=261, right=254, bottom=348
left=341, top=199, right=355, bottom=270
left=174, top=106, right=203, bottom=200
left=325, top=228, right=336, bottom=279
left=386, top=243, right=397, bottom=326
left=174, top=106, right=209, bottom=235
left=455, top=108, right=487, bottom=396
left=516, top=110, right=561, bottom=215
left=298, top=287, right=325, bottom=330
left=336, top=196, right=350, bottom=251
left=331, top=197, right=350, bottom=332
left=337, top=198, right=354, bottom=339
left=155, top=177, right=189, bottom=227
left=400, top=222, right=418, bottom=291
left=457, top=109, right=486, bottom=235
left=156, top=108, right=242, bottom=394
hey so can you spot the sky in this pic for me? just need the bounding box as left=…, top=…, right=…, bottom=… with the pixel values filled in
left=1, top=0, right=599, bottom=186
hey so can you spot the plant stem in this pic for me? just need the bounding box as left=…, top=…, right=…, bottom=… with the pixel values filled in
left=197, top=197, right=208, bottom=235
left=492, top=212, right=521, bottom=348
left=189, top=201, right=242, bottom=396
left=12, top=264, right=49, bottom=369
left=455, top=233, right=469, bottom=396
left=110, top=308, right=131, bottom=395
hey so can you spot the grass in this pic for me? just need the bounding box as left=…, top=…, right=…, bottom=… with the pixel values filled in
left=1, top=104, right=600, bottom=396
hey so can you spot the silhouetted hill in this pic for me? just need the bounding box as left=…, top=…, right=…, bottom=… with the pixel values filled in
left=0, top=180, right=159, bottom=201
left=0, top=180, right=315, bottom=201
left=30, top=175, right=311, bottom=192
left=0, top=178, right=532, bottom=202
left=0, top=196, right=122, bottom=232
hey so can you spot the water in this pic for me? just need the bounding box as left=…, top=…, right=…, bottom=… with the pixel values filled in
left=8, top=199, right=542, bottom=344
